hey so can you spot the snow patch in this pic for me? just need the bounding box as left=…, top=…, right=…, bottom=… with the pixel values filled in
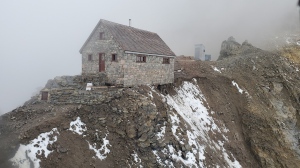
left=88, top=133, right=111, bottom=160
left=212, top=66, right=221, bottom=73
left=166, top=145, right=198, bottom=167
left=69, top=117, right=87, bottom=135
left=156, top=125, right=166, bottom=140
left=131, top=151, right=143, bottom=167
left=153, top=80, right=241, bottom=167
left=153, top=150, right=164, bottom=166
left=10, top=128, right=59, bottom=168
left=148, top=90, right=153, bottom=99
left=166, top=81, right=218, bottom=135
left=132, top=151, right=141, bottom=163
left=169, top=113, right=180, bottom=140
left=232, top=80, right=249, bottom=95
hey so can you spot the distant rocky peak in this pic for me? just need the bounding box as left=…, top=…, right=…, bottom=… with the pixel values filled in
left=242, top=40, right=252, bottom=46
left=228, top=36, right=237, bottom=42
left=218, top=37, right=258, bottom=61
left=218, top=36, right=241, bottom=60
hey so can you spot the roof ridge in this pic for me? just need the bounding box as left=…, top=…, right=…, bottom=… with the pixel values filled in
left=80, top=19, right=176, bottom=56
left=100, top=19, right=157, bottom=35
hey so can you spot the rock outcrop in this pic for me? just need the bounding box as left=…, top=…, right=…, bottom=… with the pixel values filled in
left=218, top=36, right=262, bottom=61
left=1, top=39, right=300, bottom=167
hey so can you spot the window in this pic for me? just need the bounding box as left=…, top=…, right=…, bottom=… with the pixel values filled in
left=112, top=54, right=117, bottom=62
left=100, top=32, right=104, bottom=40
left=136, top=55, right=146, bottom=63
left=41, top=91, right=48, bottom=100
left=88, top=54, right=93, bottom=61
left=163, top=58, right=170, bottom=64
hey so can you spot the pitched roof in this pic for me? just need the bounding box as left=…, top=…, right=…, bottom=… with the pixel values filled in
left=80, top=19, right=175, bottom=56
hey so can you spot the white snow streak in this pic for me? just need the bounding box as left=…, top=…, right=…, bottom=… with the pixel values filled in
left=10, top=128, right=59, bottom=168
left=232, top=80, right=249, bottom=96
left=156, top=125, right=166, bottom=140
left=212, top=66, right=221, bottom=73
left=152, top=150, right=163, bottom=166
left=169, top=113, right=180, bottom=140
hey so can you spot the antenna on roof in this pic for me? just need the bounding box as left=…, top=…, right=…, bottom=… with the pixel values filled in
left=129, top=19, right=131, bottom=27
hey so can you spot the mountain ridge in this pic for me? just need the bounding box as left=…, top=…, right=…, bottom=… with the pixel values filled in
left=1, top=39, right=300, bottom=167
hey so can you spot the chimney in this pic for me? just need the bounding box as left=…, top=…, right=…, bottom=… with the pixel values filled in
left=129, top=19, right=131, bottom=27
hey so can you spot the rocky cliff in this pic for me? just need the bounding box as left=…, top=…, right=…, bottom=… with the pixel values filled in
left=1, top=39, right=300, bottom=167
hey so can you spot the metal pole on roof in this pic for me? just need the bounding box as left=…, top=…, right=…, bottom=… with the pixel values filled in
left=129, top=19, right=131, bottom=27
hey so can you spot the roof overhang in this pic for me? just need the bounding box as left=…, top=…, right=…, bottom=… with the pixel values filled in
left=124, top=51, right=176, bottom=57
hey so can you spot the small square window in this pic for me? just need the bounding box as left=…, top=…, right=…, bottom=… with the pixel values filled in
left=163, top=58, right=170, bottom=64
left=100, top=32, right=104, bottom=40
left=88, top=54, right=93, bottom=61
left=136, top=55, right=146, bottom=63
left=112, top=54, right=117, bottom=62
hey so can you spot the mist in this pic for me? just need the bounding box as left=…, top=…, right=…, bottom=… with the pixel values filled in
left=0, top=0, right=299, bottom=115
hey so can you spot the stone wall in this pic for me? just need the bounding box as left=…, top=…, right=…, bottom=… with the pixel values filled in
left=123, top=53, right=174, bottom=86
left=46, top=88, right=123, bottom=105
left=81, top=23, right=174, bottom=87
left=43, top=74, right=108, bottom=91
left=81, top=24, right=124, bottom=84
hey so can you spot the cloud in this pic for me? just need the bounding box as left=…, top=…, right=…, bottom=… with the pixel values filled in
left=0, top=0, right=298, bottom=114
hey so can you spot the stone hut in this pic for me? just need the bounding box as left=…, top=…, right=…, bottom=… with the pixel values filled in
left=79, top=19, right=176, bottom=87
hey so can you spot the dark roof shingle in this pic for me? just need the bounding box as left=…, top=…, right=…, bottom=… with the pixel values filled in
left=80, top=19, right=175, bottom=56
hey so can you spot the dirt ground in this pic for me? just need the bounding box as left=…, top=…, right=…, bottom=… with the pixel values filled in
left=1, top=44, right=300, bottom=167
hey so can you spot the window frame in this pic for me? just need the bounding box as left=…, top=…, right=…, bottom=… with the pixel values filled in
left=41, top=91, right=48, bottom=101
left=162, top=57, right=170, bottom=64
left=88, top=54, right=93, bottom=61
left=111, top=54, right=117, bottom=62
left=136, top=55, right=146, bottom=63
left=100, top=32, right=104, bottom=40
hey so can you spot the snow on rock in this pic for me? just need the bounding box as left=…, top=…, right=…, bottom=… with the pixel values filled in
left=131, top=151, right=143, bottom=167
left=68, top=117, right=111, bottom=160
left=156, top=125, right=166, bottom=140
left=166, top=80, right=219, bottom=135
left=69, top=117, right=87, bottom=135
left=211, top=66, right=221, bottom=73
left=152, top=150, right=164, bottom=166
left=232, top=80, right=249, bottom=96
left=10, top=128, right=59, bottom=168
left=152, top=80, right=242, bottom=167
left=167, top=145, right=197, bottom=167
left=88, top=132, right=111, bottom=160
left=169, top=113, right=180, bottom=140
left=232, top=81, right=244, bottom=94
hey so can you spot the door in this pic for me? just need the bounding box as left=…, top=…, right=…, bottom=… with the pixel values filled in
left=41, top=91, right=48, bottom=100
left=99, top=53, right=105, bottom=72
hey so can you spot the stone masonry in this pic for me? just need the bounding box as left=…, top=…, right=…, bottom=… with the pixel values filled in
left=80, top=19, right=176, bottom=87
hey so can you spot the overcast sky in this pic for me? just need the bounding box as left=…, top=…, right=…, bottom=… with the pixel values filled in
left=0, top=0, right=299, bottom=114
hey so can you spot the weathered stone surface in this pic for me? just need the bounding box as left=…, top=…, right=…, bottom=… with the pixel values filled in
left=138, top=133, right=148, bottom=142
left=80, top=21, right=174, bottom=87
left=126, top=124, right=136, bottom=139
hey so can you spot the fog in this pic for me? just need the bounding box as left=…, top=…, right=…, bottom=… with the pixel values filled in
left=0, top=0, right=299, bottom=115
